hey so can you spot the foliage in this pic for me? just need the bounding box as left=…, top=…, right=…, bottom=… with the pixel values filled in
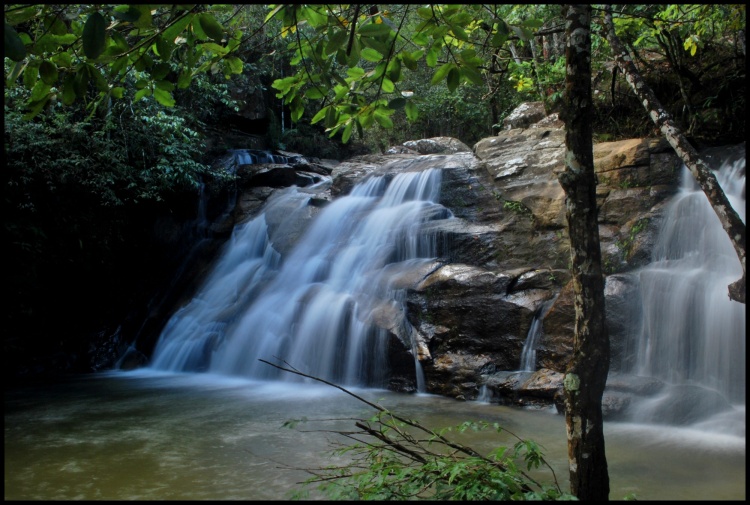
left=4, top=4, right=249, bottom=119
left=296, top=413, right=575, bottom=501
left=261, top=360, right=575, bottom=501
left=266, top=4, right=550, bottom=144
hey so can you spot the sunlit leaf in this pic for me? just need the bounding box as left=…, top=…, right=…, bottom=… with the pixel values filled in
left=361, top=47, right=383, bottom=62
left=153, top=87, right=175, bottom=106
left=431, top=63, right=454, bottom=85
left=405, top=100, right=418, bottom=121
left=359, top=23, right=392, bottom=36
left=341, top=120, right=353, bottom=143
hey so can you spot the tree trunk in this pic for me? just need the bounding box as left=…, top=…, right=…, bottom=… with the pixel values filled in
left=603, top=5, right=746, bottom=304
left=558, top=5, right=610, bottom=501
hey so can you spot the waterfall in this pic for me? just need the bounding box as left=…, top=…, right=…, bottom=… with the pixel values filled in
left=631, top=154, right=745, bottom=424
left=150, top=168, right=450, bottom=388
left=519, top=297, right=555, bottom=372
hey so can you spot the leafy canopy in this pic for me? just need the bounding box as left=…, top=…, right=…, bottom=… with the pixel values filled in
left=4, top=4, right=246, bottom=119
left=266, top=4, right=546, bottom=143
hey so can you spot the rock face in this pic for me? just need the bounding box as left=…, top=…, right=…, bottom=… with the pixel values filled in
left=157, top=112, right=691, bottom=408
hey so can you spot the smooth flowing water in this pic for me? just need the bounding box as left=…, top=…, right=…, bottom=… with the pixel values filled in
left=630, top=156, right=745, bottom=425
left=4, top=371, right=745, bottom=500
left=151, top=168, right=448, bottom=387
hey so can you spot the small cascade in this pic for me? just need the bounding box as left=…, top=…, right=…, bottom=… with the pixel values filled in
left=150, top=168, right=451, bottom=387
left=476, top=384, right=493, bottom=403
left=519, top=297, right=555, bottom=372
left=227, top=149, right=294, bottom=169
left=630, top=153, right=745, bottom=427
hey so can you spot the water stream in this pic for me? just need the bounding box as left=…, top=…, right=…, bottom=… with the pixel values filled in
left=151, top=168, right=449, bottom=387
left=629, top=156, right=745, bottom=427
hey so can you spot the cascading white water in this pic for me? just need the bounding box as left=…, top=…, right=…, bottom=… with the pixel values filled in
left=151, top=169, right=449, bottom=388
left=519, top=297, right=556, bottom=372
left=632, top=155, right=745, bottom=421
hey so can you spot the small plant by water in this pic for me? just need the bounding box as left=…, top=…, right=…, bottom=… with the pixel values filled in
left=263, top=359, right=575, bottom=501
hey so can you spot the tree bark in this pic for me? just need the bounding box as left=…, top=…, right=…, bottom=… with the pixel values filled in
left=558, top=5, right=610, bottom=501
left=603, top=5, right=746, bottom=304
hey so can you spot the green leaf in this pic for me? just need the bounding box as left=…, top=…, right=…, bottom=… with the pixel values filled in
left=358, top=23, right=392, bottom=36
left=150, top=62, right=171, bottom=80
left=200, top=42, right=229, bottom=56
left=82, top=12, right=107, bottom=59
left=374, top=111, right=393, bottom=129
left=23, top=61, right=40, bottom=90
left=73, top=66, right=89, bottom=97
left=388, top=97, right=406, bottom=109
left=4, top=23, right=27, bottom=61
left=405, top=101, right=418, bottom=121
left=132, top=6, right=153, bottom=28
left=38, top=61, right=58, bottom=85
left=61, top=73, right=77, bottom=105
left=521, top=18, right=544, bottom=29
left=153, top=87, right=175, bottom=106
left=5, top=61, right=25, bottom=88
left=431, top=63, right=454, bottom=85
left=426, top=48, right=438, bottom=67
left=305, top=87, right=326, bottom=99
left=5, top=6, right=39, bottom=26
left=134, top=87, right=152, bottom=102
left=416, top=7, right=434, bottom=20
left=177, top=70, right=192, bottom=89
left=155, top=36, right=174, bottom=61
left=401, top=52, right=417, bottom=71
left=450, top=24, right=468, bottom=41
left=341, top=121, right=353, bottom=143
left=265, top=5, right=284, bottom=23
left=346, top=66, right=365, bottom=78
left=325, top=105, right=338, bottom=128
left=461, top=65, right=484, bottom=86
left=113, top=5, right=142, bottom=23
left=155, top=79, right=175, bottom=92
left=381, top=77, right=395, bottom=93
left=311, top=106, right=328, bottom=124
left=226, top=56, right=243, bottom=74
left=447, top=67, right=460, bottom=92
left=361, top=47, right=383, bottom=62
left=23, top=97, right=50, bottom=120
left=301, top=6, right=327, bottom=27
left=346, top=37, right=360, bottom=68
left=51, top=51, right=73, bottom=69
left=386, top=58, right=401, bottom=81
left=111, top=86, right=125, bottom=99
left=163, top=14, right=194, bottom=42
left=110, top=31, right=130, bottom=54
left=88, top=64, right=109, bottom=92
left=326, top=29, right=348, bottom=55
left=198, top=14, right=224, bottom=43
left=30, top=79, right=51, bottom=102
